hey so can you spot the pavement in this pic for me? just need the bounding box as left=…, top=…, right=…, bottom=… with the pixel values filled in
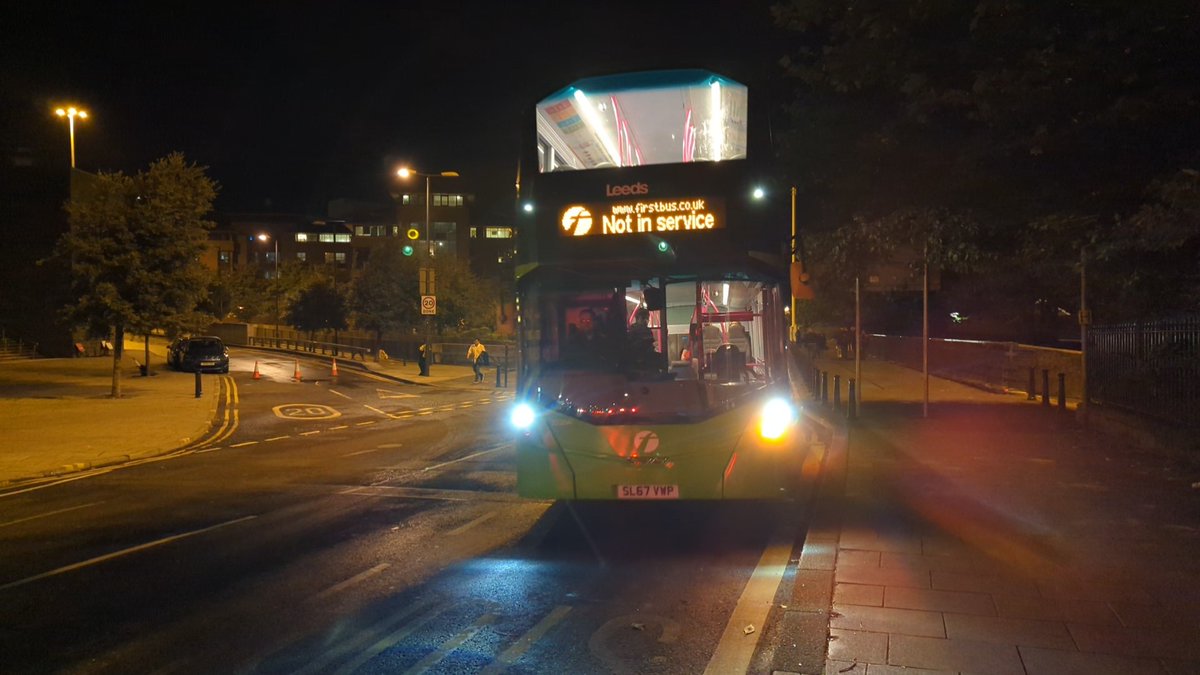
left=784, top=356, right=1200, bottom=675
left=2, top=344, right=1197, bottom=674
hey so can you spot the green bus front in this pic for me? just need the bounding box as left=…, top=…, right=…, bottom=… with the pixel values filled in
left=512, top=70, right=810, bottom=500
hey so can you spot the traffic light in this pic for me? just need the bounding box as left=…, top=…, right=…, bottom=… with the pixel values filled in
left=406, top=227, right=420, bottom=240
left=402, top=244, right=415, bottom=257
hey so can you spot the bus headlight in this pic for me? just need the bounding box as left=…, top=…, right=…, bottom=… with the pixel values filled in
left=759, top=397, right=796, bottom=441
left=510, top=402, right=537, bottom=431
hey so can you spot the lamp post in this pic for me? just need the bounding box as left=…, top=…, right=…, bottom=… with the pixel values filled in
left=258, top=233, right=280, bottom=339
left=54, top=106, right=89, bottom=169
left=396, top=167, right=459, bottom=376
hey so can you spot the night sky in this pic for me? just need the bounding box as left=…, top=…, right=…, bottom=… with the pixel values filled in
left=4, top=1, right=785, bottom=220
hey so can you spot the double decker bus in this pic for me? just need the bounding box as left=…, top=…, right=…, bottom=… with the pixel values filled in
left=510, top=70, right=810, bottom=500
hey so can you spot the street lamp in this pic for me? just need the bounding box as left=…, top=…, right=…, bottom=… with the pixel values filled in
left=54, top=106, right=89, bottom=169
left=258, top=233, right=280, bottom=339
left=396, top=167, right=459, bottom=376
left=396, top=167, right=459, bottom=257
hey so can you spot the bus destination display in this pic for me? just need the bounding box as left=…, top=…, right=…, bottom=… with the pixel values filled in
left=559, top=197, right=726, bottom=238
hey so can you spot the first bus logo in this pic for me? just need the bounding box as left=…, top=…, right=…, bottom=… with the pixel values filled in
left=561, top=205, right=593, bottom=236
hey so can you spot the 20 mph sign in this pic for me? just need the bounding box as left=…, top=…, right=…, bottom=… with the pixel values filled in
left=421, top=295, right=437, bottom=315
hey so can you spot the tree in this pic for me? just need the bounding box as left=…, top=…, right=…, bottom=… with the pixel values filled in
left=348, top=239, right=420, bottom=348
left=286, top=279, right=348, bottom=340
left=429, top=255, right=495, bottom=336
left=52, top=153, right=217, bottom=397
left=772, top=1, right=1200, bottom=328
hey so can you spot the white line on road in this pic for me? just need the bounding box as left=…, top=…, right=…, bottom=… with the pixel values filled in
left=295, top=598, right=443, bottom=675
left=0, top=515, right=258, bottom=591
left=356, top=420, right=377, bottom=426
left=230, top=441, right=259, bottom=448
left=481, top=605, right=572, bottom=673
left=401, top=612, right=496, bottom=675
left=364, top=404, right=391, bottom=417
left=329, top=389, right=352, bottom=399
left=445, top=511, right=496, bottom=536
left=265, top=436, right=289, bottom=442
left=341, top=447, right=385, bottom=458
left=703, top=523, right=795, bottom=675
left=313, top=563, right=390, bottom=600
left=421, top=446, right=505, bottom=473
left=300, top=430, right=321, bottom=436
left=0, top=501, right=106, bottom=529
left=329, top=425, right=349, bottom=430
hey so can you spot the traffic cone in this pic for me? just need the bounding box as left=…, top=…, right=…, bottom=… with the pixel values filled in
left=331, top=358, right=339, bottom=378
left=252, top=361, right=261, bottom=380
left=292, top=360, right=302, bottom=382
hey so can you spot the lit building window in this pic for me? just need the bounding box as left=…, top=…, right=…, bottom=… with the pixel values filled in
left=218, top=251, right=232, bottom=265
left=296, top=252, right=306, bottom=262
left=485, top=227, right=514, bottom=238
left=319, top=233, right=335, bottom=243
left=402, top=194, right=411, bottom=205
left=325, top=251, right=347, bottom=265
left=295, top=233, right=310, bottom=242
left=335, top=233, right=351, bottom=243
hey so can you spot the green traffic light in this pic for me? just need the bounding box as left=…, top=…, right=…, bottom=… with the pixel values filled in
left=402, top=245, right=415, bottom=256
left=657, top=241, right=670, bottom=253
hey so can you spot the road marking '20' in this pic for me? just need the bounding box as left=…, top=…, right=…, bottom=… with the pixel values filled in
left=273, top=403, right=342, bottom=420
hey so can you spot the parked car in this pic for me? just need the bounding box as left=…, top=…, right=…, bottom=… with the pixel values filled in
left=167, top=336, right=190, bottom=369
left=177, top=336, right=229, bottom=373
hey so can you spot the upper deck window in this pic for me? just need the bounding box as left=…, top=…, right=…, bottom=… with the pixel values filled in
left=536, top=70, right=747, bottom=173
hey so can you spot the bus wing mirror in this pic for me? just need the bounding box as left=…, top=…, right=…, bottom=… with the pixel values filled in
left=643, top=286, right=665, bottom=311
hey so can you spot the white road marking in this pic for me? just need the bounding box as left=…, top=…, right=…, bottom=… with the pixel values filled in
left=421, top=445, right=506, bottom=473
left=364, top=405, right=391, bottom=417
left=445, top=511, right=496, bottom=536
left=401, top=612, right=496, bottom=674
left=341, top=447, right=385, bottom=458
left=703, top=524, right=795, bottom=675
left=313, top=563, right=390, bottom=600
left=377, top=388, right=419, bottom=399
left=329, top=389, right=352, bottom=400
left=300, top=430, right=321, bottom=436
left=356, top=420, right=377, bottom=426
left=481, top=605, right=572, bottom=673
left=329, top=425, right=349, bottom=430
left=294, top=599, right=443, bottom=675
left=230, top=441, right=259, bottom=448
left=0, top=515, right=258, bottom=591
left=0, top=501, right=105, bottom=529
left=265, top=436, right=289, bottom=442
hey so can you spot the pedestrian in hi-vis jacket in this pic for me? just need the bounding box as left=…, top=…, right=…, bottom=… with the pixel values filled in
left=467, top=339, right=488, bottom=383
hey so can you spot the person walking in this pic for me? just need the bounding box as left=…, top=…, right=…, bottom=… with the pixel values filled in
left=467, top=338, right=488, bottom=383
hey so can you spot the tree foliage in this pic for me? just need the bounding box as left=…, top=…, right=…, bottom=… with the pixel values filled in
left=286, top=278, right=348, bottom=337
left=52, top=153, right=217, bottom=396
left=347, top=242, right=495, bottom=340
left=772, top=1, right=1200, bottom=328
left=348, top=239, right=420, bottom=345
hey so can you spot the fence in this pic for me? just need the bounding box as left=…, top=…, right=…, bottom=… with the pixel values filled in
left=862, top=335, right=1082, bottom=399
left=1088, top=316, right=1199, bottom=426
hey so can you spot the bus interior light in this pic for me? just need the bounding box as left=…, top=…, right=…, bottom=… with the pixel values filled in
left=759, top=397, right=796, bottom=441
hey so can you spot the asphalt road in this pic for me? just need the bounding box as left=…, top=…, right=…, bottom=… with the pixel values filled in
left=0, top=351, right=817, bottom=674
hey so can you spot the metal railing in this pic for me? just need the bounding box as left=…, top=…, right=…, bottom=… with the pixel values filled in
left=1088, top=316, right=1199, bottom=426
left=246, top=336, right=371, bottom=360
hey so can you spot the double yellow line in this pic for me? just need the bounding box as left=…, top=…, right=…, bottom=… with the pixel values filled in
left=180, top=375, right=240, bottom=451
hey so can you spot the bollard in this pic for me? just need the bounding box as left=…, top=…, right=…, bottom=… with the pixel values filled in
left=1057, top=372, right=1066, bottom=411
left=848, top=378, right=857, bottom=421
left=833, top=374, right=842, bottom=411
left=194, top=369, right=202, bottom=398
left=1027, top=368, right=1036, bottom=401
left=1041, top=369, right=1050, bottom=407
left=495, top=362, right=501, bottom=388
left=821, top=372, right=829, bottom=402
